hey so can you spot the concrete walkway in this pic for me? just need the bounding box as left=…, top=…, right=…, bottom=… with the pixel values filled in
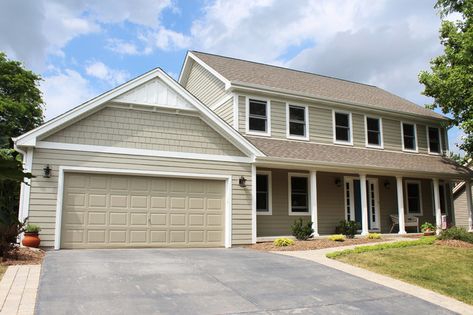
left=0, top=265, right=41, bottom=315
left=277, top=241, right=473, bottom=315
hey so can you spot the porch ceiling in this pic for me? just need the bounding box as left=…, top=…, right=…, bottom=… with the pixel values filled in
left=247, top=136, right=472, bottom=179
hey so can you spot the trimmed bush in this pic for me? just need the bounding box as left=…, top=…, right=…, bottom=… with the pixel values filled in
left=273, top=237, right=295, bottom=247
left=291, top=218, right=314, bottom=240
left=329, top=234, right=346, bottom=242
left=367, top=233, right=381, bottom=239
left=437, top=226, right=473, bottom=244
left=336, top=220, right=360, bottom=238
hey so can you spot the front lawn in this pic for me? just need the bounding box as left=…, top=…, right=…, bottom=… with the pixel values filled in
left=0, top=265, right=7, bottom=280
left=329, top=240, right=473, bottom=305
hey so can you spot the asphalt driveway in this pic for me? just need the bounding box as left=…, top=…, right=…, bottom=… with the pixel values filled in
left=36, top=248, right=454, bottom=315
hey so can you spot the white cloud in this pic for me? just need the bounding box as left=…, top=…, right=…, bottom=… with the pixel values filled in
left=106, top=39, right=140, bottom=55
left=85, top=61, right=129, bottom=85
left=41, top=69, right=96, bottom=120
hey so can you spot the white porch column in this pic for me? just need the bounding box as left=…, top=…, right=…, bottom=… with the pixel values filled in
left=310, top=170, right=319, bottom=237
left=359, top=174, right=369, bottom=236
left=433, top=178, right=442, bottom=235
left=251, top=165, right=257, bottom=243
left=396, top=176, right=407, bottom=234
left=465, top=180, right=473, bottom=232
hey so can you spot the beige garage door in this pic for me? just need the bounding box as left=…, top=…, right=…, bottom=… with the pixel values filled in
left=61, top=173, right=225, bottom=249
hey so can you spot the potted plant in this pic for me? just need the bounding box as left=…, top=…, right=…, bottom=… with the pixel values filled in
left=421, top=222, right=435, bottom=236
left=22, top=224, right=41, bottom=248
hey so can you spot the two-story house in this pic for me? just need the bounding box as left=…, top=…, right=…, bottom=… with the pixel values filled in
left=13, top=51, right=472, bottom=249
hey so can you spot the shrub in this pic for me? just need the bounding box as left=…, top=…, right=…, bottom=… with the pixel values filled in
left=273, top=237, right=295, bottom=247
left=0, top=210, right=25, bottom=258
left=24, top=224, right=41, bottom=233
left=336, top=220, right=360, bottom=238
left=329, top=234, right=346, bottom=242
left=437, top=226, right=473, bottom=244
left=291, top=218, right=314, bottom=240
left=367, top=233, right=381, bottom=239
left=421, top=222, right=436, bottom=233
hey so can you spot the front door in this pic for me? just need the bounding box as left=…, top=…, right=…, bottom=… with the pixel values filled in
left=344, top=177, right=380, bottom=230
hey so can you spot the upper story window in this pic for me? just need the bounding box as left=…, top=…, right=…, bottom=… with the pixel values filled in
left=247, top=98, right=270, bottom=135
left=405, top=180, right=422, bottom=215
left=287, top=104, right=308, bottom=140
left=288, top=174, right=310, bottom=215
left=333, top=111, right=352, bottom=144
left=365, top=116, right=383, bottom=148
left=402, top=122, right=417, bottom=152
left=428, top=127, right=441, bottom=154
left=256, top=171, right=272, bottom=215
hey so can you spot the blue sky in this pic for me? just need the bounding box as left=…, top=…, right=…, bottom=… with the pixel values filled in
left=0, top=0, right=465, bottom=155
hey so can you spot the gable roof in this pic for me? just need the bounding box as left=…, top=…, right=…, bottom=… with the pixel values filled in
left=13, top=68, right=264, bottom=157
left=185, top=51, right=445, bottom=121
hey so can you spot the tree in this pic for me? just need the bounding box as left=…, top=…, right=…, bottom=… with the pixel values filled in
left=419, top=0, right=473, bottom=156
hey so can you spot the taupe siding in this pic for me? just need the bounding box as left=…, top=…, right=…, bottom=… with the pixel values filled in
left=238, top=95, right=246, bottom=131
left=417, top=124, right=428, bottom=154
left=454, top=185, right=470, bottom=229
left=378, top=176, right=398, bottom=233
left=44, top=106, right=244, bottom=157
left=310, top=107, right=332, bottom=144
left=317, top=172, right=345, bottom=235
left=214, top=98, right=233, bottom=126
left=271, top=101, right=286, bottom=139
left=381, top=119, right=401, bottom=151
left=28, top=149, right=252, bottom=247
left=185, top=62, right=228, bottom=106
left=352, top=113, right=364, bottom=147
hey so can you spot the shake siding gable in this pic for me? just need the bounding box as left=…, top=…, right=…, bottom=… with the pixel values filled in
left=185, top=61, right=228, bottom=106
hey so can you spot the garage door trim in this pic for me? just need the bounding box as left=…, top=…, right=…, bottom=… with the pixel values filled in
left=54, top=166, right=232, bottom=249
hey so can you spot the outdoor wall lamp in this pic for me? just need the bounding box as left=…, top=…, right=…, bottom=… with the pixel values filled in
left=335, top=178, right=342, bottom=187
left=43, top=165, right=51, bottom=178
left=239, top=176, right=247, bottom=188
left=384, top=180, right=391, bottom=190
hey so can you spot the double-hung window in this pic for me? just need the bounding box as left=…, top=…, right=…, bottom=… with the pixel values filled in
left=289, top=174, right=309, bottom=215
left=256, top=172, right=272, bottom=215
left=366, top=117, right=382, bottom=148
left=248, top=99, right=269, bottom=134
left=402, top=123, right=417, bottom=151
left=287, top=104, right=308, bottom=139
left=405, top=181, right=422, bottom=215
left=428, top=127, right=441, bottom=154
left=334, top=111, right=352, bottom=144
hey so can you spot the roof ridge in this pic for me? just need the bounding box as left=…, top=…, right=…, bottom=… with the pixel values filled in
left=190, top=50, right=378, bottom=88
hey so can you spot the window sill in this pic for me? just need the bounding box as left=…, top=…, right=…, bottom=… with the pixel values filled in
left=287, top=135, right=309, bottom=141
left=402, top=148, right=418, bottom=153
left=366, top=144, right=384, bottom=149
left=257, top=211, right=272, bottom=216
left=407, top=212, right=423, bottom=216
left=334, top=140, right=353, bottom=146
left=246, top=130, right=271, bottom=137
left=288, top=212, right=311, bottom=216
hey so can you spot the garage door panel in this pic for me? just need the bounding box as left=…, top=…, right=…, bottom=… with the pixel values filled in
left=61, top=173, right=225, bottom=249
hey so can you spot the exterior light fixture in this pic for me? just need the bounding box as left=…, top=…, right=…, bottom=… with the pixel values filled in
left=43, top=165, right=51, bottom=178
left=239, top=176, right=247, bottom=188
left=335, top=178, right=342, bottom=187
left=384, top=180, right=391, bottom=190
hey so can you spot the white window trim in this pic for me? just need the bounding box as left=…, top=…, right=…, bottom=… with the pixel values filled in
left=332, top=110, right=353, bottom=145
left=245, top=97, right=271, bottom=136
left=405, top=179, right=423, bottom=216
left=286, top=103, right=309, bottom=141
left=288, top=172, right=311, bottom=216
left=432, top=181, right=449, bottom=216
left=401, top=122, right=418, bottom=153
left=256, top=170, right=273, bottom=215
left=426, top=125, right=443, bottom=155
left=364, top=115, right=384, bottom=149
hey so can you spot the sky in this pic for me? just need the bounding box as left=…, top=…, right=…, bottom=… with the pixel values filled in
left=0, top=0, right=465, bottom=155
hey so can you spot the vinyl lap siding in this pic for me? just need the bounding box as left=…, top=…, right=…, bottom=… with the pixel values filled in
left=44, top=106, right=244, bottom=157
left=383, top=119, right=402, bottom=151
left=28, top=149, right=253, bottom=247
left=352, top=113, right=364, bottom=147
left=417, top=124, right=428, bottom=154
left=185, top=62, right=228, bottom=106
left=310, top=107, right=332, bottom=144
left=238, top=96, right=245, bottom=132
left=214, top=98, right=233, bottom=126
left=270, top=101, right=285, bottom=139
left=454, top=186, right=470, bottom=228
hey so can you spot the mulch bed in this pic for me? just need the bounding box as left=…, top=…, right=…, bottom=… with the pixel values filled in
left=246, top=238, right=389, bottom=252
left=1, top=247, right=45, bottom=266
left=435, top=240, right=473, bottom=249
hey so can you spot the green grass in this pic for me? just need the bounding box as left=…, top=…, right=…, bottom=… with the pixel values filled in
left=0, top=265, right=7, bottom=281
left=329, top=241, right=473, bottom=305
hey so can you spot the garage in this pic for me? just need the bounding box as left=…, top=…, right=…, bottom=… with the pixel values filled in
left=60, top=172, right=226, bottom=249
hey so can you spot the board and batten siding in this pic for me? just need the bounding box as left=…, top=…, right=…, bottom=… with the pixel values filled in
left=44, top=106, right=244, bottom=157
left=214, top=98, right=233, bottom=126
left=185, top=61, right=229, bottom=106
left=28, top=149, right=253, bottom=247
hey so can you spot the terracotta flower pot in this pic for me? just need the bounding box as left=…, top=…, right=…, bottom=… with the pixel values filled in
left=423, top=230, right=435, bottom=236
left=22, top=232, right=40, bottom=248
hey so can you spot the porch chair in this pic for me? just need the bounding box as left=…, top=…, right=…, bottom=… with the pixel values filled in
left=389, top=214, right=419, bottom=233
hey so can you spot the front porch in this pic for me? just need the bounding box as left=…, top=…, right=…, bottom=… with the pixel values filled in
left=254, top=168, right=459, bottom=239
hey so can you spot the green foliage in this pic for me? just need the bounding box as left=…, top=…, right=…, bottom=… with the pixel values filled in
left=326, top=237, right=436, bottom=259
left=336, top=220, right=360, bottom=238
left=367, top=233, right=381, bottom=239
left=0, top=209, right=25, bottom=257
left=24, top=224, right=41, bottom=234
left=419, top=0, right=473, bottom=155
left=438, top=226, right=473, bottom=243
left=329, top=234, right=346, bottom=242
left=273, top=237, right=295, bottom=247
left=421, top=222, right=436, bottom=232
left=291, top=218, right=314, bottom=240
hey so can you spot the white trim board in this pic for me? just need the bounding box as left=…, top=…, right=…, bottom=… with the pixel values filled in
left=54, top=166, right=233, bottom=249
left=288, top=172, right=311, bottom=216
left=179, top=52, right=232, bottom=90
left=286, top=102, right=309, bottom=141
left=332, top=110, right=353, bottom=146
left=245, top=96, right=271, bottom=137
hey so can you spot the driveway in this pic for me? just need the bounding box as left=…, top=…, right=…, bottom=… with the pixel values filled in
left=36, top=248, right=454, bottom=315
